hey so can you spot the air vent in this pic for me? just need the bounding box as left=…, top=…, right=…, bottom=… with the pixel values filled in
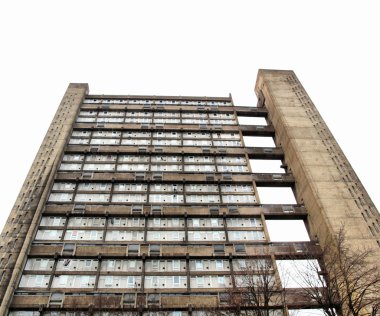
left=62, top=243, right=76, bottom=256
left=135, top=172, right=145, bottom=181
left=82, top=172, right=93, bottom=179
left=223, top=173, right=232, bottom=181
left=209, top=206, right=219, bottom=215
left=48, top=293, right=64, bottom=307
left=153, top=173, right=163, bottom=180
left=282, top=205, right=295, bottom=213
left=214, top=244, right=225, bottom=255
left=123, top=293, right=136, bottom=306
left=150, top=245, right=161, bottom=256
left=206, top=175, right=215, bottom=182
left=151, top=205, right=162, bottom=215
left=228, top=205, right=239, bottom=214
left=219, top=292, right=229, bottom=305
left=132, top=205, right=143, bottom=214
left=72, top=204, right=86, bottom=214
left=147, top=294, right=160, bottom=304
left=128, top=244, right=139, bottom=255
left=272, top=174, right=283, bottom=180
left=235, top=244, right=246, bottom=253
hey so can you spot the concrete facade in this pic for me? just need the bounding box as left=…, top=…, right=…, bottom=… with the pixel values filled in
left=0, top=72, right=378, bottom=316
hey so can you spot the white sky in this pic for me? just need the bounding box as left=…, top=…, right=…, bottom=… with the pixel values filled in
left=0, top=1, right=379, bottom=232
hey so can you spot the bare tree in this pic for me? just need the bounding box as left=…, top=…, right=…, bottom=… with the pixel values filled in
left=207, top=258, right=284, bottom=316
left=287, top=227, right=380, bottom=316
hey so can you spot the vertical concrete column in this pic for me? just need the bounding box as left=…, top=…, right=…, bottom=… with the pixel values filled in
left=0, top=83, right=89, bottom=314
left=254, top=69, right=380, bottom=262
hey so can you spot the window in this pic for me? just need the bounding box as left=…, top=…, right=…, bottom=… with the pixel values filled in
left=195, top=260, right=203, bottom=271
left=173, top=276, right=180, bottom=287
left=80, top=275, right=90, bottom=286
left=104, top=276, right=113, bottom=287
left=74, top=193, right=110, bottom=203
left=8, top=312, right=40, bottom=316
left=172, top=260, right=180, bottom=271
left=152, top=260, right=159, bottom=272
left=58, top=275, right=68, bottom=287
left=149, top=194, right=184, bottom=203
left=212, top=231, right=221, bottom=240
left=216, top=260, right=224, bottom=270
left=52, top=182, right=76, bottom=191
left=127, top=276, right=136, bottom=288
left=19, top=275, right=50, bottom=288
left=192, top=219, right=200, bottom=227
left=235, top=259, right=247, bottom=270
left=48, top=193, right=73, bottom=202
left=217, top=276, right=225, bottom=285
left=196, top=276, right=204, bottom=288
left=222, top=194, right=256, bottom=203
left=112, top=194, right=147, bottom=203
left=35, top=230, right=62, bottom=240
left=127, top=261, right=136, bottom=270
left=34, top=275, right=44, bottom=287
left=25, top=259, right=54, bottom=271
left=109, top=260, right=118, bottom=270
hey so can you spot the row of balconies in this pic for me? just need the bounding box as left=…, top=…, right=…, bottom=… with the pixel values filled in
left=65, top=144, right=284, bottom=159
left=10, top=289, right=317, bottom=311
left=77, top=118, right=238, bottom=126
left=39, top=216, right=262, bottom=228
left=80, top=103, right=268, bottom=115
left=29, top=242, right=321, bottom=259
left=78, top=111, right=235, bottom=118
left=23, top=258, right=266, bottom=273
left=34, top=229, right=266, bottom=243
left=82, top=98, right=233, bottom=106
left=62, top=153, right=247, bottom=163
left=73, top=123, right=274, bottom=137
left=42, top=204, right=306, bottom=217
left=71, top=131, right=242, bottom=140
left=19, top=274, right=277, bottom=291
left=54, top=172, right=294, bottom=186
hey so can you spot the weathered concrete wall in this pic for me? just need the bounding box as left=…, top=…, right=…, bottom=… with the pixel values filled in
left=255, top=70, right=380, bottom=263
left=0, top=83, right=88, bottom=313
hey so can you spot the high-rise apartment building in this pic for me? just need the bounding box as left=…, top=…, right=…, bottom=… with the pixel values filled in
left=0, top=70, right=379, bottom=316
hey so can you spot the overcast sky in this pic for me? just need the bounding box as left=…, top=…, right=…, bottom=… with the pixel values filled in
left=0, top=1, right=379, bottom=232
